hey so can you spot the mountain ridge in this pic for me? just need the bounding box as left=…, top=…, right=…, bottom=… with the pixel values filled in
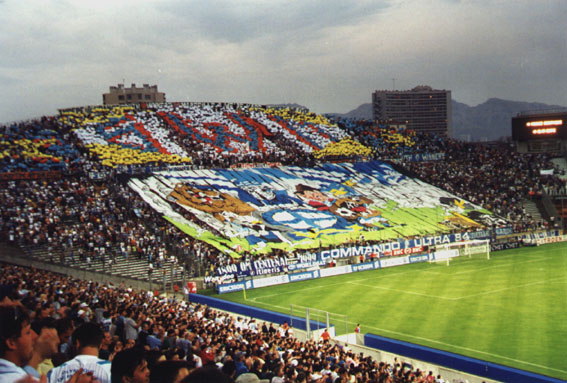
left=326, top=98, right=567, bottom=141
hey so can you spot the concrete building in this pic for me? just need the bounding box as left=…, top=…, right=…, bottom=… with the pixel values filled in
left=103, top=83, right=166, bottom=105
left=372, top=85, right=452, bottom=136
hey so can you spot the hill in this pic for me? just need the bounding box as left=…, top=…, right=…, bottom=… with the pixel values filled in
left=330, top=99, right=567, bottom=142
left=326, top=103, right=373, bottom=120
left=451, top=98, right=567, bottom=141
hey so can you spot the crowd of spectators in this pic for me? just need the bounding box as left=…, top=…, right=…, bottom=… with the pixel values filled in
left=0, top=175, right=215, bottom=279
left=400, top=140, right=565, bottom=228
left=0, top=262, right=449, bottom=383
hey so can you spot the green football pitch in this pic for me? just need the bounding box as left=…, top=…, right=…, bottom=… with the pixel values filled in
left=212, top=242, right=567, bottom=379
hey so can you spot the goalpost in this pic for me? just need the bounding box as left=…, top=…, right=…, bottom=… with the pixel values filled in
left=429, top=239, right=491, bottom=265
left=289, top=304, right=349, bottom=339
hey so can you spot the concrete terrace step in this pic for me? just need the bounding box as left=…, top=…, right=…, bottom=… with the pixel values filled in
left=521, top=199, right=543, bottom=221
left=25, top=245, right=186, bottom=285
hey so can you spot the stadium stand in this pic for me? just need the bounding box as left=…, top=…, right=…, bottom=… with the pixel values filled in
left=1, top=104, right=566, bottom=285
left=1, top=102, right=566, bottom=383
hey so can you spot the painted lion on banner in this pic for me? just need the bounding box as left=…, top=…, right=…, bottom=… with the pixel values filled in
left=169, top=183, right=256, bottom=222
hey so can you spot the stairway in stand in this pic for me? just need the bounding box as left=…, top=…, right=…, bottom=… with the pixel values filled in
left=521, top=199, right=543, bottom=223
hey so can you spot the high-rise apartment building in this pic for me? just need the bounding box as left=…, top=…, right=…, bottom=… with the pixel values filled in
left=103, top=83, right=166, bottom=105
left=372, top=85, right=452, bottom=136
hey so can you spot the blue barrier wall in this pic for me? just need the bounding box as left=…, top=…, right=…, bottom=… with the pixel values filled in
left=189, top=294, right=326, bottom=331
left=364, top=334, right=564, bottom=383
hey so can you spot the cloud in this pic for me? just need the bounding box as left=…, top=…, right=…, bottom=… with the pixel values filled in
left=0, top=0, right=565, bottom=123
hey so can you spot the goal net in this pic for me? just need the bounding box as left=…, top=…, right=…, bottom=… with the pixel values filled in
left=430, top=239, right=491, bottom=265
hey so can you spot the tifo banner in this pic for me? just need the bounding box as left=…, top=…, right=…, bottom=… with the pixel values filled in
left=494, top=226, right=514, bottom=237
left=129, top=160, right=506, bottom=257
left=215, top=256, right=289, bottom=277
left=401, top=152, right=445, bottom=162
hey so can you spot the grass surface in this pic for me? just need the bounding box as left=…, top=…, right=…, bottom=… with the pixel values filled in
left=214, top=242, right=567, bottom=379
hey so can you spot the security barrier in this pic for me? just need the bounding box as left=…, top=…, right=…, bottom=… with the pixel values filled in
left=188, top=294, right=325, bottom=331
left=364, top=334, right=564, bottom=383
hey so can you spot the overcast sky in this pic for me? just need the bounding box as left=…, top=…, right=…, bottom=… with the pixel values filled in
left=1, top=0, right=566, bottom=123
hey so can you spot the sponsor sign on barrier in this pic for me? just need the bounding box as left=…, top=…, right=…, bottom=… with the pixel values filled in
left=319, top=265, right=352, bottom=277
left=218, top=281, right=247, bottom=293
left=252, top=274, right=290, bottom=288
left=351, top=262, right=376, bottom=272
left=468, top=229, right=491, bottom=240
left=384, top=246, right=424, bottom=257
left=287, top=260, right=326, bottom=271
left=379, top=256, right=410, bottom=268
left=491, top=241, right=520, bottom=251
left=289, top=271, right=319, bottom=282
left=536, top=235, right=567, bottom=245
left=431, top=249, right=459, bottom=261
left=409, top=254, right=430, bottom=263
left=495, top=226, right=514, bottom=236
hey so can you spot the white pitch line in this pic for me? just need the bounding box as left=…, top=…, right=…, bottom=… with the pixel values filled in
left=349, top=255, right=548, bottom=284
left=249, top=280, right=346, bottom=301
left=346, top=281, right=455, bottom=300
left=454, top=275, right=567, bottom=300
left=449, top=255, right=549, bottom=276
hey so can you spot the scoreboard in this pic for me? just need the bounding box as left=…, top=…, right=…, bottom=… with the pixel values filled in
left=512, top=112, right=567, bottom=141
